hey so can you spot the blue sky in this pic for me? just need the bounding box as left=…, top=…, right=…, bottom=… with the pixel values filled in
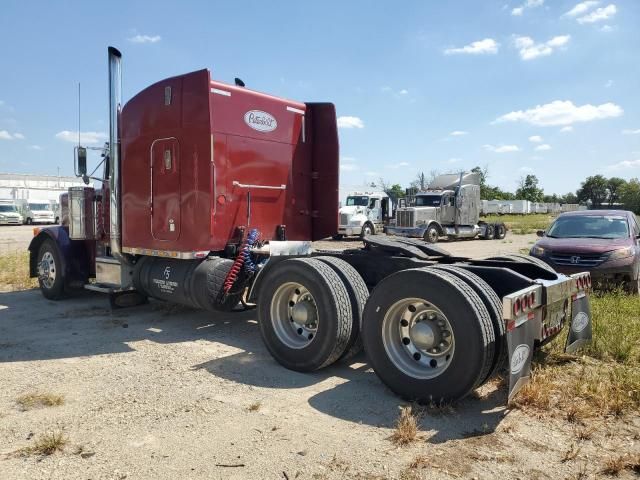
left=0, top=0, right=638, bottom=195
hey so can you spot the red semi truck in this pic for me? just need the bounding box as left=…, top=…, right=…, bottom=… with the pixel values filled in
left=28, top=47, right=593, bottom=403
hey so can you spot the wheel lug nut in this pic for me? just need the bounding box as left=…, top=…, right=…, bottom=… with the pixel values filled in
left=400, top=319, right=409, bottom=327
left=402, top=337, right=411, bottom=345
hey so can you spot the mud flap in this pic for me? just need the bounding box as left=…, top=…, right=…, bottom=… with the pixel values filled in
left=506, top=314, right=539, bottom=402
left=565, top=292, right=592, bottom=353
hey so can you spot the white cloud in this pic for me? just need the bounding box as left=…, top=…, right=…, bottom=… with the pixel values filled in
left=560, top=126, right=574, bottom=133
left=340, top=164, right=358, bottom=172
left=55, top=130, right=108, bottom=144
left=495, top=100, right=623, bottom=126
left=444, top=38, right=499, bottom=55
left=606, top=159, right=640, bottom=171
left=0, top=130, right=12, bottom=140
left=386, top=161, right=411, bottom=169
left=128, top=34, right=161, bottom=44
left=564, top=1, right=600, bottom=17
left=13, top=132, right=25, bottom=140
left=605, top=79, right=614, bottom=88
left=448, top=157, right=462, bottom=164
left=600, top=24, right=614, bottom=32
left=337, top=116, right=364, bottom=129
left=449, top=130, right=468, bottom=136
left=513, top=35, right=570, bottom=60
left=535, top=144, right=552, bottom=151
left=398, top=89, right=409, bottom=95
left=529, top=135, right=543, bottom=143
left=622, top=129, right=640, bottom=135
left=577, top=4, right=616, bottom=23
left=483, top=144, right=520, bottom=153
left=29, top=145, right=42, bottom=150
left=512, top=0, right=544, bottom=16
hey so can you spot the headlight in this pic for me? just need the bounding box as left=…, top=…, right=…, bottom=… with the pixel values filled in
left=0, top=214, right=6, bottom=220
left=608, top=247, right=634, bottom=260
left=531, top=246, right=546, bottom=256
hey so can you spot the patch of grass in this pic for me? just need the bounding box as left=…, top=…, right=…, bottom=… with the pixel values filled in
left=18, top=431, right=67, bottom=456
left=16, top=392, right=65, bottom=410
left=561, top=443, right=581, bottom=462
left=602, top=454, right=640, bottom=476
left=247, top=401, right=261, bottom=412
left=0, top=251, right=37, bottom=291
left=389, top=406, right=419, bottom=446
left=483, top=213, right=554, bottom=235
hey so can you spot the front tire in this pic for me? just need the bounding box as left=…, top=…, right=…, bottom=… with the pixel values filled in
left=257, top=258, right=352, bottom=372
left=37, top=239, right=65, bottom=300
left=362, top=267, right=495, bottom=403
left=423, top=225, right=439, bottom=244
left=360, top=223, right=374, bottom=238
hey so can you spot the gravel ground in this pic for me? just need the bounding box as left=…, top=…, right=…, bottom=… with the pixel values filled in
left=1, top=227, right=638, bottom=479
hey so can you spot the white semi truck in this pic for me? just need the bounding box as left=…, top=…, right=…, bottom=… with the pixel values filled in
left=334, top=191, right=390, bottom=239
left=386, top=172, right=507, bottom=243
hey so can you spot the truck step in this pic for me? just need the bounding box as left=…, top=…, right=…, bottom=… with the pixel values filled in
left=84, top=283, right=119, bottom=294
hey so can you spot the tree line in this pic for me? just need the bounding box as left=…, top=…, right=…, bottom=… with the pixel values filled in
left=375, top=167, right=640, bottom=214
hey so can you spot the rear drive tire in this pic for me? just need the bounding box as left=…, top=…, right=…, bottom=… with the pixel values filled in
left=424, top=225, right=439, bottom=244
left=493, top=223, right=507, bottom=240
left=315, top=256, right=369, bottom=361
left=483, top=224, right=495, bottom=240
left=258, top=258, right=352, bottom=372
left=431, top=265, right=506, bottom=382
left=37, top=239, right=65, bottom=300
left=207, top=258, right=242, bottom=312
left=362, top=267, right=495, bottom=403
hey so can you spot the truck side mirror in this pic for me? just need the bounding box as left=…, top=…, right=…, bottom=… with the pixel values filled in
left=77, top=147, right=87, bottom=176
left=536, top=230, right=545, bottom=237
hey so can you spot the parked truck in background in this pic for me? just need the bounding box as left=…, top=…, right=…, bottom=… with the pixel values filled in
left=17, top=200, right=56, bottom=225
left=386, top=172, right=507, bottom=243
left=334, top=191, right=390, bottom=239
left=27, top=47, right=592, bottom=404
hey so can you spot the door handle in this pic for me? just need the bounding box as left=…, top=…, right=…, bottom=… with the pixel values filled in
left=232, top=181, right=286, bottom=190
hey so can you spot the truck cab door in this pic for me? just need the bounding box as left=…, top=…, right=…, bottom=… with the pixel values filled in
left=368, top=198, right=381, bottom=224
left=440, top=194, right=456, bottom=224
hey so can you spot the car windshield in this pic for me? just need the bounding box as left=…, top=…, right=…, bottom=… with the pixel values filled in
left=547, top=215, right=630, bottom=239
left=29, top=203, right=50, bottom=210
left=346, top=196, right=369, bottom=207
left=414, top=195, right=442, bottom=207
left=0, top=205, right=18, bottom=213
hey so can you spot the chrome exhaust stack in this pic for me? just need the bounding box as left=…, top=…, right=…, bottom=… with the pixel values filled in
left=108, top=46, right=123, bottom=261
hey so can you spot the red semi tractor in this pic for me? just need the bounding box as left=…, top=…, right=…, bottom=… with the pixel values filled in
left=29, top=47, right=593, bottom=403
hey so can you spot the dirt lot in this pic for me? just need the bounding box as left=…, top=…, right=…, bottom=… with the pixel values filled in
left=1, top=228, right=638, bottom=479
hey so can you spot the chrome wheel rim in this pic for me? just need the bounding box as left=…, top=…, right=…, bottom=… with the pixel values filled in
left=271, top=282, right=319, bottom=349
left=382, top=298, right=455, bottom=379
left=363, top=225, right=372, bottom=236
left=38, top=251, right=56, bottom=289
left=428, top=229, right=438, bottom=242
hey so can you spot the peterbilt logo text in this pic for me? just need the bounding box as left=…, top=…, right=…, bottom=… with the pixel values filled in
left=244, top=110, right=277, bottom=132
left=510, top=344, right=530, bottom=375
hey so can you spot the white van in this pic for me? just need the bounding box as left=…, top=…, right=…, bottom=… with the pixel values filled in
left=0, top=201, right=23, bottom=225
left=19, top=202, right=56, bottom=224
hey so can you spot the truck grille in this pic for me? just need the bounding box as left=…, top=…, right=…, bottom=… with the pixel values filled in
left=339, top=214, right=349, bottom=226
left=396, top=211, right=415, bottom=228
left=549, top=253, right=606, bottom=267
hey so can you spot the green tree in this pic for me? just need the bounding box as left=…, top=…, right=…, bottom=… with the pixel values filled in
left=620, top=179, right=640, bottom=214
left=577, top=175, right=608, bottom=208
left=515, top=175, right=544, bottom=202
left=561, top=192, right=578, bottom=204
left=607, top=177, right=627, bottom=206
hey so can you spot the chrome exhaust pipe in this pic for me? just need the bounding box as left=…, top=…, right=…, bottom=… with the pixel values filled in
left=108, top=46, right=124, bottom=261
